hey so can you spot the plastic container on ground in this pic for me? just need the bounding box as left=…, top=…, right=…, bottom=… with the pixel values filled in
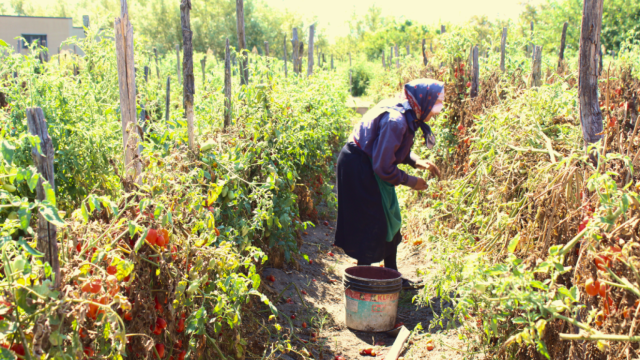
left=343, top=266, right=402, bottom=332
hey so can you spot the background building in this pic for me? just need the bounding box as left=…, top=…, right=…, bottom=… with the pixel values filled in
left=0, top=15, right=86, bottom=55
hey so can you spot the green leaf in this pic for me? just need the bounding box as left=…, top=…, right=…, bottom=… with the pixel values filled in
left=0, top=347, right=16, bottom=360
left=38, top=203, right=66, bottom=227
left=15, top=288, right=36, bottom=314
left=17, top=239, right=43, bottom=257
left=0, top=39, right=8, bottom=47
left=558, top=287, right=576, bottom=302
left=507, top=234, right=520, bottom=253
left=42, top=182, right=56, bottom=206
left=1, top=141, right=16, bottom=164
left=512, top=317, right=527, bottom=324
left=134, top=229, right=148, bottom=253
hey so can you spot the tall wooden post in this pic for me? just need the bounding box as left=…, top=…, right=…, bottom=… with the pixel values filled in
left=224, top=38, right=232, bottom=129
left=114, top=0, right=141, bottom=188
left=467, top=46, right=474, bottom=78
left=578, top=0, right=605, bottom=148
left=500, top=27, right=507, bottom=72
left=349, top=53, right=352, bottom=67
left=307, top=24, right=315, bottom=77
left=264, top=41, right=269, bottom=56
left=395, top=45, right=399, bottom=69
left=292, top=28, right=299, bottom=74
left=389, top=47, right=392, bottom=69
left=406, top=44, right=410, bottom=56
left=176, top=44, right=181, bottom=86
left=298, top=43, right=304, bottom=73
left=422, top=39, right=427, bottom=66
left=283, top=35, right=288, bottom=77
left=236, top=0, right=248, bottom=84
left=144, top=66, right=149, bottom=83
left=200, top=56, right=206, bottom=87
left=331, top=54, right=334, bottom=70
left=558, top=22, right=568, bottom=71
left=529, top=21, right=534, bottom=59
left=470, top=46, right=479, bottom=98
left=26, top=107, right=60, bottom=289
left=441, top=25, right=446, bottom=34
left=382, top=51, right=385, bottom=68
left=531, top=45, right=542, bottom=87
left=153, top=47, right=160, bottom=79
left=430, top=42, right=433, bottom=52
left=180, top=0, right=196, bottom=152
left=165, top=77, right=170, bottom=122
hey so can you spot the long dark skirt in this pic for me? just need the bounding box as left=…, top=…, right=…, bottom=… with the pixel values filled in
left=334, top=143, right=402, bottom=264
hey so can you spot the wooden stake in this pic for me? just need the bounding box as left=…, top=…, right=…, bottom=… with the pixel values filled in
left=26, top=107, right=60, bottom=289
left=349, top=53, right=352, bottom=67
left=165, top=76, right=170, bottom=122
left=389, top=47, right=392, bottom=68
left=395, top=45, right=399, bottom=69
left=114, top=0, right=141, bottom=188
left=176, top=44, right=181, bottom=86
left=500, top=27, right=507, bottom=72
left=578, top=0, right=605, bottom=148
left=180, top=0, right=196, bottom=152
left=382, top=51, right=385, bottom=68
left=331, top=54, right=334, bottom=70
left=200, top=56, right=206, bottom=88
left=307, top=23, right=315, bottom=77
left=531, top=45, right=542, bottom=87
left=144, top=65, right=149, bottom=83
left=264, top=41, right=269, bottom=56
left=386, top=326, right=411, bottom=360
left=236, top=0, right=248, bottom=84
left=224, top=38, right=232, bottom=129
left=441, top=25, right=446, bottom=34
left=470, top=46, right=479, bottom=98
left=283, top=35, right=288, bottom=77
left=422, top=38, right=427, bottom=66
left=558, top=22, right=568, bottom=71
left=154, top=47, right=160, bottom=79
left=292, top=28, right=299, bottom=74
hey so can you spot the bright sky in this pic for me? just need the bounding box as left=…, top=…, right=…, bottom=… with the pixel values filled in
left=265, top=0, right=544, bottom=40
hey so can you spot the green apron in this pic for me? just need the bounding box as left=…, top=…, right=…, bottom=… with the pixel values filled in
left=373, top=173, right=402, bottom=242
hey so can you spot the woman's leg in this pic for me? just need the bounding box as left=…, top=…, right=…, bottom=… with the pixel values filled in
left=383, top=243, right=398, bottom=271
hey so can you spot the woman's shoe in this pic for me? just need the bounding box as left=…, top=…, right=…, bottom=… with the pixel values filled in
left=402, top=278, right=424, bottom=290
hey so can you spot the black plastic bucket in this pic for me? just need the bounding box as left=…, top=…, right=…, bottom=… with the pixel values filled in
left=343, top=266, right=402, bottom=331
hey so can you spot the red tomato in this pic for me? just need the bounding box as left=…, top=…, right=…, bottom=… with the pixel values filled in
left=302, top=322, right=307, bottom=328
left=146, top=229, right=158, bottom=246
left=83, top=346, right=94, bottom=357
left=585, top=278, right=600, bottom=296
left=11, top=344, right=25, bottom=356
left=466, top=81, right=471, bottom=88
left=155, top=343, right=165, bottom=358
left=106, top=265, right=117, bottom=275
left=156, top=235, right=166, bottom=248
left=177, top=351, right=187, bottom=360
left=124, top=312, right=133, bottom=321
left=177, top=318, right=185, bottom=333
left=599, top=283, right=608, bottom=298
left=156, top=317, right=167, bottom=330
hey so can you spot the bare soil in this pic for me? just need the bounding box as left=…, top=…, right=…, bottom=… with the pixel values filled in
left=259, top=217, right=466, bottom=360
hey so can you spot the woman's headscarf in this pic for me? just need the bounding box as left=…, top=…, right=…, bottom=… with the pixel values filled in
left=403, top=79, right=445, bottom=149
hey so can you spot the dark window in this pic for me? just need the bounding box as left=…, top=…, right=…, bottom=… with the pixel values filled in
left=21, top=34, right=47, bottom=49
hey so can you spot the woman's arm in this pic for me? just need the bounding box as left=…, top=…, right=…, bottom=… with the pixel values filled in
left=402, top=152, right=441, bottom=179
left=371, top=114, right=419, bottom=188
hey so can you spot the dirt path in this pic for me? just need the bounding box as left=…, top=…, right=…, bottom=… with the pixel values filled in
left=260, top=217, right=467, bottom=360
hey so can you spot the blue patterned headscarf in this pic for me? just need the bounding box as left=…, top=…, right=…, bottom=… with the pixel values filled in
left=403, top=79, right=445, bottom=149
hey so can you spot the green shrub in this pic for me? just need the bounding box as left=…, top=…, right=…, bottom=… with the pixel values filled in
left=351, top=62, right=374, bottom=97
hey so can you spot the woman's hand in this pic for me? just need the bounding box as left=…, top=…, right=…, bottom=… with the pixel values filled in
left=416, top=159, right=441, bottom=179
left=413, top=178, right=428, bottom=191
